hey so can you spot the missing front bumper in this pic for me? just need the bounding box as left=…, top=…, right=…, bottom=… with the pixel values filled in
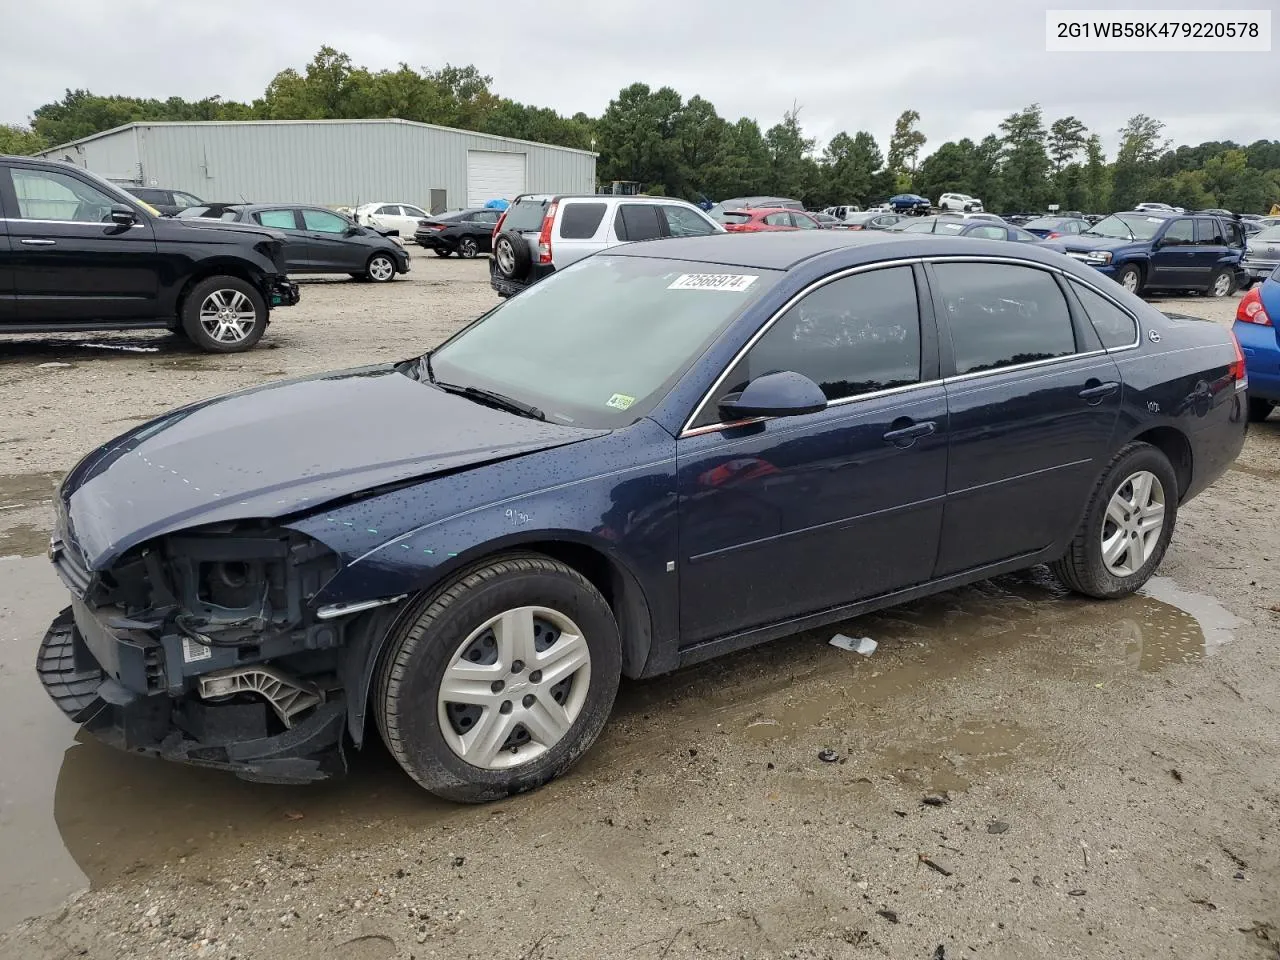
left=37, top=608, right=346, bottom=784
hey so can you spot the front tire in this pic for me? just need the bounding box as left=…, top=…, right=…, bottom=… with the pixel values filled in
left=1051, top=443, right=1178, bottom=599
left=375, top=555, right=622, bottom=803
left=1114, top=263, right=1143, bottom=296
left=365, top=253, right=397, bottom=282
left=1248, top=397, right=1275, bottom=422
left=180, top=276, right=267, bottom=353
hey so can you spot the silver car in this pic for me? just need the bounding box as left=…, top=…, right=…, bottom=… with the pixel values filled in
left=490, top=195, right=724, bottom=297
left=1243, top=225, right=1280, bottom=282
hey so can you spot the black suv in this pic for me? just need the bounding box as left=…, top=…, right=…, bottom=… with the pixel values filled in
left=0, top=156, right=299, bottom=352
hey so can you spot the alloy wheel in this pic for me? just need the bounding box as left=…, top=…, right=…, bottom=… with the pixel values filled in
left=198, top=289, right=257, bottom=343
left=437, top=606, right=591, bottom=770
left=459, top=237, right=478, bottom=258
left=1100, top=470, right=1165, bottom=577
left=1121, top=271, right=1139, bottom=293
left=495, top=238, right=515, bottom=275
left=368, top=256, right=395, bottom=281
left=1212, top=272, right=1232, bottom=297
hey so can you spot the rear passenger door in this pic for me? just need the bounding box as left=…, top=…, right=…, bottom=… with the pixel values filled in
left=552, top=200, right=608, bottom=267
left=928, top=259, right=1122, bottom=576
left=250, top=208, right=307, bottom=271
left=608, top=203, right=663, bottom=247
left=1193, top=217, right=1231, bottom=288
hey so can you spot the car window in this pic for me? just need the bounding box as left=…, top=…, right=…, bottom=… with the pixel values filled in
left=1226, top=221, right=1246, bottom=247
left=662, top=205, right=716, bottom=238
left=791, top=213, right=819, bottom=230
left=1194, top=218, right=1226, bottom=244
left=302, top=209, right=349, bottom=233
left=933, top=262, right=1076, bottom=375
left=129, top=188, right=167, bottom=204
left=171, top=191, right=203, bottom=209
left=969, top=225, right=1007, bottom=240
left=902, top=219, right=935, bottom=233
left=1086, top=214, right=1161, bottom=241
left=1070, top=281, right=1138, bottom=350
left=403, top=205, right=428, bottom=218
left=1161, top=220, right=1195, bottom=246
left=721, top=211, right=752, bottom=225
left=700, top=267, right=921, bottom=424
left=502, top=197, right=551, bottom=233
left=471, top=209, right=500, bottom=225
left=935, top=221, right=965, bottom=235
left=559, top=202, right=607, bottom=239
left=1008, top=227, right=1040, bottom=242
left=763, top=212, right=792, bottom=227
left=374, top=205, right=401, bottom=216
left=615, top=204, right=662, bottom=242
left=9, top=167, right=120, bottom=222
left=254, top=209, right=298, bottom=230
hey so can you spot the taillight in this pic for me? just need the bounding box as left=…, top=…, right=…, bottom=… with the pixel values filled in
left=492, top=210, right=508, bottom=241
left=1229, top=331, right=1247, bottom=383
left=1236, top=286, right=1271, bottom=325
left=430, top=224, right=447, bottom=231
left=536, top=202, right=558, bottom=264
left=1047, top=232, right=1062, bottom=239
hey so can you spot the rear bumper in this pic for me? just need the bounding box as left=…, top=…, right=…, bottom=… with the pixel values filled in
left=37, top=607, right=346, bottom=784
left=415, top=232, right=451, bottom=251
left=489, top=258, right=555, bottom=296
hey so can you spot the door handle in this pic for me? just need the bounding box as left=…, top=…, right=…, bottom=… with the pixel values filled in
left=20, top=238, right=56, bottom=246
left=883, top=419, right=937, bottom=446
left=1079, top=381, right=1120, bottom=403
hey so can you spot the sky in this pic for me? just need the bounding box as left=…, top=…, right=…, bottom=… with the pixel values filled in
left=3, top=0, right=1277, bottom=157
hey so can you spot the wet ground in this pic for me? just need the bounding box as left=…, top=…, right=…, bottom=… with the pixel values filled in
left=1, top=257, right=1278, bottom=958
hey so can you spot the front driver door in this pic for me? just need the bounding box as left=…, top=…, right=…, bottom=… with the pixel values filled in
left=676, top=264, right=948, bottom=646
left=1149, top=218, right=1199, bottom=288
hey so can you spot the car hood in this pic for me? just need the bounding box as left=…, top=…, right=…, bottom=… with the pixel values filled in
left=165, top=217, right=289, bottom=244
left=58, top=366, right=605, bottom=569
left=1058, top=234, right=1134, bottom=253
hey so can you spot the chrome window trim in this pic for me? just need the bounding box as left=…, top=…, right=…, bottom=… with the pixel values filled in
left=942, top=348, right=1109, bottom=387
left=0, top=216, right=146, bottom=228
left=1062, top=276, right=1143, bottom=352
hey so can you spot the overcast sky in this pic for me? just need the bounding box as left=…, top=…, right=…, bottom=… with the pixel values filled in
left=4, top=0, right=1277, bottom=157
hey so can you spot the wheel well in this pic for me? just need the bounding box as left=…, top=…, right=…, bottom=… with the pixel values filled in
left=516, top=541, right=654, bottom=679
left=1134, top=426, right=1192, bottom=500
left=176, top=262, right=264, bottom=319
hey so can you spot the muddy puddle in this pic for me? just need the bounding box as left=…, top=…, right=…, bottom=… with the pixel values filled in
left=0, top=556, right=1243, bottom=929
left=0, top=472, right=61, bottom=513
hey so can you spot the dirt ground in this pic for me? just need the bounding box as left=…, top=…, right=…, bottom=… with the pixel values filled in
left=1, top=248, right=1277, bottom=960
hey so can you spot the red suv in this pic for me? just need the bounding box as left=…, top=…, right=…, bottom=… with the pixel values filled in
left=720, top=207, right=824, bottom=233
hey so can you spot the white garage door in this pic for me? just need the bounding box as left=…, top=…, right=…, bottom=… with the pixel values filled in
left=467, top=151, right=526, bottom=208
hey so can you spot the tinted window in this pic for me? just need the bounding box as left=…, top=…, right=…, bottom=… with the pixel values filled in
left=791, top=212, right=820, bottom=230
left=10, top=168, right=119, bottom=221
left=503, top=197, right=550, bottom=232
left=662, top=205, right=716, bottom=237
left=702, top=267, right=921, bottom=421
left=302, top=209, right=348, bottom=233
left=764, top=212, right=793, bottom=227
left=1226, top=221, right=1246, bottom=247
left=471, top=209, right=500, bottom=225
left=721, top=212, right=752, bottom=224
left=1161, top=220, right=1195, bottom=245
left=616, top=204, right=662, bottom=241
left=1071, top=281, right=1138, bottom=350
left=559, top=202, right=607, bottom=239
left=1194, top=218, right=1226, bottom=244
left=375, top=205, right=401, bottom=216
left=254, top=209, right=297, bottom=229
left=403, top=205, right=428, bottom=218
left=1008, top=227, right=1040, bottom=242
left=933, top=263, right=1076, bottom=375
left=902, top=219, right=936, bottom=233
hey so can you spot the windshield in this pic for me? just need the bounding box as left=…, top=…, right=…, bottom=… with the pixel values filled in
left=936, top=221, right=966, bottom=234
left=428, top=255, right=780, bottom=428
left=902, top=220, right=936, bottom=233
left=1024, top=217, right=1061, bottom=229
left=502, top=197, right=551, bottom=232
left=1085, top=214, right=1161, bottom=241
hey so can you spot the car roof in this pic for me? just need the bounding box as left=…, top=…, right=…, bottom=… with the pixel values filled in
left=739, top=207, right=805, bottom=215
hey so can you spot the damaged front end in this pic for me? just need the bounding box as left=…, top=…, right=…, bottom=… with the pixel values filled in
left=38, top=518, right=398, bottom=783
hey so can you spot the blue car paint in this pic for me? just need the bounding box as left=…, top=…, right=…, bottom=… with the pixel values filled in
left=1059, top=213, right=1246, bottom=292
left=1235, top=271, right=1280, bottom=402
left=49, top=231, right=1249, bottom=776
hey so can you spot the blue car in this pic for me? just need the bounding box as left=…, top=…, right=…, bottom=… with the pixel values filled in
left=889, top=193, right=931, bottom=215
left=1058, top=211, right=1248, bottom=297
left=1234, top=270, right=1280, bottom=420
left=39, top=231, right=1247, bottom=801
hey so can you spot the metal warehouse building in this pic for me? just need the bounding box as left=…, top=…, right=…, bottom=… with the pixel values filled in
left=36, top=119, right=597, bottom=211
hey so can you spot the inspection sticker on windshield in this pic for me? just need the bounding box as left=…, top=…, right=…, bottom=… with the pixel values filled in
left=606, top=393, right=636, bottom=410
left=668, top=273, right=758, bottom=292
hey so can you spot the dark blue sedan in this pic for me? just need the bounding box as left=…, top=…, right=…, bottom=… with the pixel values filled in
left=40, top=231, right=1248, bottom=801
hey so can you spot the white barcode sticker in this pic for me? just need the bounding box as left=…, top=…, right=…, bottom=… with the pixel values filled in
left=668, top=273, right=758, bottom=292
left=182, top=635, right=212, bottom=663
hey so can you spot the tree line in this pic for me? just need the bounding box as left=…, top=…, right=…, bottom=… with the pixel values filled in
left=3, top=46, right=1278, bottom=214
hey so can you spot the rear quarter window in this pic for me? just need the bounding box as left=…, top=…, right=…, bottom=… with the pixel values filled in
left=558, top=202, right=607, bottom=240
left=1070, top=281, right=1138, bottom=349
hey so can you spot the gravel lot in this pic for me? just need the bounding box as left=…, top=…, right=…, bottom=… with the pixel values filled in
left=1, top=248, right=1277, bottom=960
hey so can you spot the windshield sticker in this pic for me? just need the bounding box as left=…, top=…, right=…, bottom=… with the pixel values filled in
left=606, top=393, right=636, bottom=411
left=668, top=273, right=759, bottom=292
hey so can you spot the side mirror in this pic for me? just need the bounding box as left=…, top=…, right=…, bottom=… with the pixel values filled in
left=109, top=204, right=136, bottom=225
left=344, top=225, right=362, bottom=237
left=718, top=371, right=828, bottom=421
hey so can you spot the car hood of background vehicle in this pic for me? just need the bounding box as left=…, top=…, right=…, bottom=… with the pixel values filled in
left=59, top=366, right=606, bottom=569
left=1059, top=234, right=1135, bottom=253
left=162, top=218, right=288, bottom=244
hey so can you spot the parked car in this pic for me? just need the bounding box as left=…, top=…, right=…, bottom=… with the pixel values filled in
left=0, top=155, right=298, bottom=352
left=1058, top=211, right=1247, bottom=297
left=900, top=216, right=1064, bottom=250
left=720, top=208, right=825, bottom=233
left=1241, top=225, right=1280, bottom=283
left=889, top=194, right=932, bottom=215
left=186, top=203, right=410, bottom=282
left=1234, top=270, right=1280, bottom=420
left=824, top=204, right=863, bottom=221
left=1134, top=202, right=1177, bottom=214
left=1195, top=208, right=1234, bottom=217
left=938, top=192, right=984, bottom=213
left=489, top=194, right=723, bottom=297
left=122, top=186, right=209, bottom=217
left=1022, top=216, right=1092, bottom=239
left=708, top=196, right=804, bottom=221
left=1005, top=213, right=1039, bottom=225
left=415, top=208, right=503, bottom=257
left=37, top=230, right=1248, bottom=800
left=838, top=211, right=906, bottom=231
left=1238, top=213, right=1264, bottom=222
left=354, top=201, right=432, bottom=238
left=810, top=212, right=841, bottom=228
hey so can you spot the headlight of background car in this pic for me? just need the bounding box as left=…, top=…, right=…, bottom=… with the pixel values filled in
left=1084, top=251, right=1113, bottom=265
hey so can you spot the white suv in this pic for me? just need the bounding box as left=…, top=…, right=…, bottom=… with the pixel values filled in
left=489, top=195, right=724, bottom=296
left=938, top=192, right=984, bottom=213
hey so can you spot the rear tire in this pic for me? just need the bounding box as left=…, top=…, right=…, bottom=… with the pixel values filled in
left=1114, top=263, right=1143, bottom=296
left=375, top=554, right=622, bottom=803
left=457, top=236, right=479, bottom=259
left=1206, top=268, right=1235, bottom=298
left=180, top=276, right=267, bottom=353
left=1248, top=397, right=1275, bottom=422
left=493, top=231, right=533, bottom=281
left=1051, top=443, right=1178, bottom=599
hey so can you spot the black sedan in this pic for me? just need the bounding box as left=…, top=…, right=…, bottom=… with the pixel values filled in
left=38, top=231, right=1246, bottom=801
left=414, top=208, right=503, bottom=257
left=181, top=203, right=410, bottom=282
left=900, top=215, right=1065, bottom=250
